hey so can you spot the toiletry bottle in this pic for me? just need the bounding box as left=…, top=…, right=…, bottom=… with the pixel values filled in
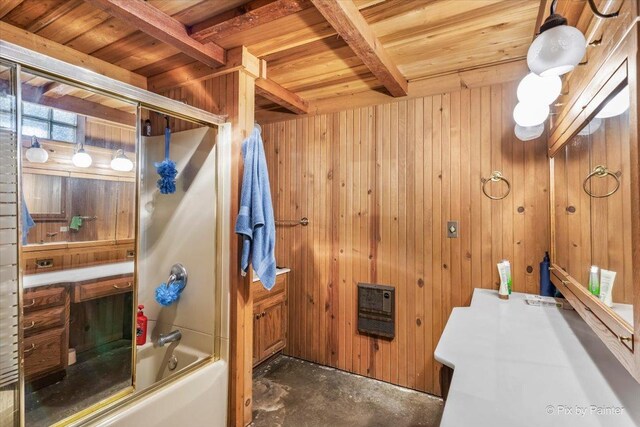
left=588, top=266, right=600, bottom=297
left=136, top=305, right=148, bottom=345
left=498, top=262, right=509, bottom=300
left=539, top=252, right=555, bottom=297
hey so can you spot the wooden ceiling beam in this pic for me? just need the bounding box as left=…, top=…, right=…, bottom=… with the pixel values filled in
left=83, top=0, right=226, bottom=68
left=255, top=77, right=309, bottom=114
left=0, top=0, right=23, bottom=19
left=0, top=22, right=147, bottom=89
left=190, top=0, right=312, bottom=42
left=310, top=0, right=407, bottom=97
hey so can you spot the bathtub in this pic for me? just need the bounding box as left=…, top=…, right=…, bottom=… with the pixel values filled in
left=90, top=359, right=228, bottom=427
left=135, top=341, right=209, bottom=390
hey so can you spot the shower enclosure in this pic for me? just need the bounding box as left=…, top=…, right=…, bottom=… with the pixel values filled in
left=0, top=40, right=229, bottom=427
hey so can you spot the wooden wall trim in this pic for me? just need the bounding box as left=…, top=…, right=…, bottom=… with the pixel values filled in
left=0, top=21, right=147, bottom=89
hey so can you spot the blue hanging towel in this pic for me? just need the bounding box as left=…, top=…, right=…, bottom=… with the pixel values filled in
left=235, top=124, right=276, bottom=290
left=21, top=196, right=35, bottom=245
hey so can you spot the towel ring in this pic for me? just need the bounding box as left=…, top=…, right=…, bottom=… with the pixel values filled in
left=583, top=165, right=621, bottom=198
left=481, top=171, right=510, bottom=200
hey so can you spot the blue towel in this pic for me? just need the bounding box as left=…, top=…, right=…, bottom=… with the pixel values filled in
left=235, top=124, right=276, bottom=289
left=21, top=196, right=35, bottom=245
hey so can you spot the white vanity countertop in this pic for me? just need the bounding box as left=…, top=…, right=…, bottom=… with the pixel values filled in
left=23, top=261, right=134, bottom=289
left=435, top=288, right=640, bottom=427
left=252, top=267, right=291, bottom=282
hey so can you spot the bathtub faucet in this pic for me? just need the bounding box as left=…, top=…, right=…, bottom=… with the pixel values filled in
left=157, top=330, right=182, bottom=347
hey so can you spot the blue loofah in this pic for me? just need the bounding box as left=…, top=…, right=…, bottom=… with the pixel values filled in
left=154, top=280, right=184, bottom=306
left=154, top=159, right=177, bottom=194
left=155, top=125, right=177, bottom=194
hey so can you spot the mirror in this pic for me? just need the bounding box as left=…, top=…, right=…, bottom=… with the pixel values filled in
left=553, top=84, right=633, bottom=328
left=16, top=69, right=137, bottom=426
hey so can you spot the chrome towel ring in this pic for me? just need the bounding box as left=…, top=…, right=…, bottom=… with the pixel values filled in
left=481, top=171, right=511, bottom=200
left=583, top=165, right=621, bottom=198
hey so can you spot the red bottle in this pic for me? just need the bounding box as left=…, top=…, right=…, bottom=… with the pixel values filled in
left=136, top=304, right=148, bottom=345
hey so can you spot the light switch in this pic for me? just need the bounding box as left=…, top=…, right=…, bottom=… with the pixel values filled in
left=447, top=221, right=459, bottom=238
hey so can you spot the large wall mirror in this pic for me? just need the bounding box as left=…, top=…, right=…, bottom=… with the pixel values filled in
left=553, top=83, right=633, bottom=329
left=550, top=42, right=639, bottom=385
left=16, top=69, right=137, bottom=426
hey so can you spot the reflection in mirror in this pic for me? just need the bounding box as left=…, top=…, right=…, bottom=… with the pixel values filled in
left=17, top=69, right=137, bottom=426
left=555, top=85, right=633, bottom=329
left=589, top=86, right=633, bottom=327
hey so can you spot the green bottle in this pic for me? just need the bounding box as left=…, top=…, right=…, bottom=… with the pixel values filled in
left=589, top=266, right=600, bottom=296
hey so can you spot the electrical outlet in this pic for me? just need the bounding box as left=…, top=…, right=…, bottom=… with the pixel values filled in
left=447, top=221, right=459, bottom=238
left=60, top=226, right=68, bottom=232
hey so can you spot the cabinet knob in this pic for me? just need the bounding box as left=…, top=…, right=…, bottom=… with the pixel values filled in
left=255, top=314, right=261, bottom=320
left=261, top=312, right=266, bottom=318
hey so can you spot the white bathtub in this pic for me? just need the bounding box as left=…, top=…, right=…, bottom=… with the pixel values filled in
left=90, top=359, right=228, bottom=427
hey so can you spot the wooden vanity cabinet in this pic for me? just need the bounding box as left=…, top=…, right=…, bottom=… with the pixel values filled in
left=252, top=273, right=288, bottom=366
left=23, top=284, right=69, bottom=381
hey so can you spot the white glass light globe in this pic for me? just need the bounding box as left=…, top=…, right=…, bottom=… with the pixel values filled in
left=72, top=149, right=92, bottom=168
left=25, top=146, right=48, bottom=163
left=578, top=117, right=603, bottom=136
left=110, top=150, right=134, bottom=172
left=517, top=73, right=562, bottom=105
left=595, top=86, right=630, bottom=119
left=513, top=102, right=550, bottom=127
left=514, top=124, right=544, bottom=141
left=527, top=25, right=586, bottom=76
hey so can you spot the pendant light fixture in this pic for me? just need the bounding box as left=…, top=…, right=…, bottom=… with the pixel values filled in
left=110, top=149, right=134, bottom=172
left=72, top=142, right=92, bottom=168
left=25, top=135, right=48, bottom=163
left=527, top=0, right=586, bottom=76
left=514, top=124, right=545, bottom=141
left=528, top=0, right=619, bottom=77
left=517, top=73, right=562, bottom=105
left=513, top=102, right=550, bottom=127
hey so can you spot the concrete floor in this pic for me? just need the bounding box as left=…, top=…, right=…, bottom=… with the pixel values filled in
left=251, top=355, right=443, bottom=427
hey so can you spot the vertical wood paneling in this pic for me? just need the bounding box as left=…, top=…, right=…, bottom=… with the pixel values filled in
left=263, top=82, right=550, bottom=396
left=264, top=84, right=549, bottom=394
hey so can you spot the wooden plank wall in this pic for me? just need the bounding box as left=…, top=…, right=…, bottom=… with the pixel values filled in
left=261, top=80, right=550, bottom=396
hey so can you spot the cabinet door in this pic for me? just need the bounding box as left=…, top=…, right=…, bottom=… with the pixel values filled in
left=253, top=303, right=262, bottom=366
left=258, top=292, right=287, bottom=361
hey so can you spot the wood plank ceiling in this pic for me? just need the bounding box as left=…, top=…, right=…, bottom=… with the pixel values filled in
left=0, top=0, right=543, bottom=121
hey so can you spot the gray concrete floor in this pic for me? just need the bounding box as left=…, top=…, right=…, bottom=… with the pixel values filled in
left=251, top=355, right=444, bottom=427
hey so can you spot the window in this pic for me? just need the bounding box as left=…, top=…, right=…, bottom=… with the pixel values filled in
left=20, top=102, right=77, bottom=143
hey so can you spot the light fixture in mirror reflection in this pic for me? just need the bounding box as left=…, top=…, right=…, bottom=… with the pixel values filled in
left=111, top=149, right=134, bottom=172
left=25, top=135, right=48, bottom=163
left=72, top=142, right=92, bottom=168
left=596, top=85, right=630, bottom=119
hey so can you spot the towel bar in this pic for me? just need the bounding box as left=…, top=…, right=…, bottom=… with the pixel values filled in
left=275, top=217, right=309, bottom=226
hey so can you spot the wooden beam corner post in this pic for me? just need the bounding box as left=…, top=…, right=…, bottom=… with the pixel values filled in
left=227, top=68, right=256, bottom=427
